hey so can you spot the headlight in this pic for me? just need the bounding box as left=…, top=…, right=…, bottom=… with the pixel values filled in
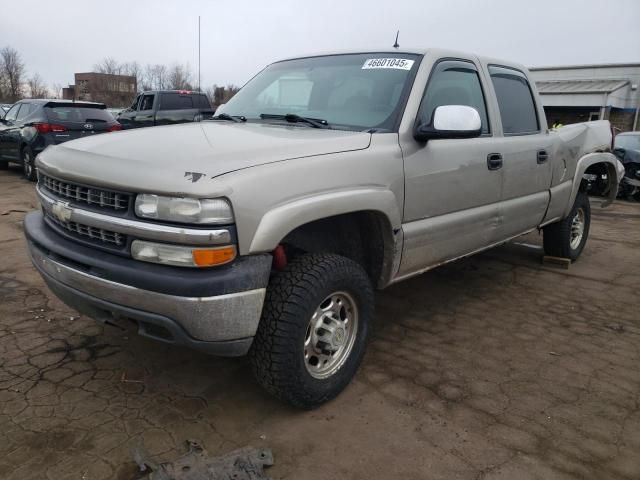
left=131, top=240, right=236, bottom=267
left=135, top=194, right=233, bottom=224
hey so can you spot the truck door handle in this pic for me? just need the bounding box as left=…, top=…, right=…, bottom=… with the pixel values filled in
left=487, top=153, right=503, bottom=170
left=537, top=150, right=549, bottom=164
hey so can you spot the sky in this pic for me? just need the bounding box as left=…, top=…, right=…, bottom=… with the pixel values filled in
left=2, top=0, right=640, bottom=90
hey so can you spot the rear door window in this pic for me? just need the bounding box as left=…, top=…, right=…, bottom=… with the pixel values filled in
left=160, top=93, right=194, bottom=110
left=45, top=107, right=114, bottom=123
left=139, top=94, right=155, bottom=111
left=489, top=66, right=539, bottom=135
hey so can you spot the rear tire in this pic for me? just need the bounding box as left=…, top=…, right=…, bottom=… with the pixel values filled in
left=543, top=191, right=591, bottom=261
left=249, top=253, right=373, bottom=409
left=0, top=160, right=8, bottom=170
left=22, top=146, right=37, bottom=182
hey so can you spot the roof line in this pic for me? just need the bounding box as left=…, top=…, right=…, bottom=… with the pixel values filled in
left=536, top=78, right=629, bottom=83
left=529, top=62, right=640, bottom=71
left=535, top=79, right=630, bottom=95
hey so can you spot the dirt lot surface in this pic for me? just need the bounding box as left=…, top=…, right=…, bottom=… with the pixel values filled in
left=1, top=165, right=640, bottom=480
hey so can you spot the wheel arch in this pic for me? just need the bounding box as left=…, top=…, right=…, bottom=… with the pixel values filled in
left=564, top=152, right=622, bottom=218
left=248, top=188, right=402, bottom=288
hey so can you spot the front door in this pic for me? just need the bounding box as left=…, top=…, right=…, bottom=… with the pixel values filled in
left=398, top=59, right=503, bottom=278
left=132, top=93, right=156, bottom=128
left=0, top=103, right=24, bottom=161
left=118, top=95, right=141, bottom=129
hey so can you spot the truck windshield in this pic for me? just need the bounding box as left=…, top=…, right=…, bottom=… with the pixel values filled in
left=219, top=53, right=421, bottom=131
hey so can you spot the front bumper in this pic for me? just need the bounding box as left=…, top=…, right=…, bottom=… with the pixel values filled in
left=24, top=211, right=272, bottom=356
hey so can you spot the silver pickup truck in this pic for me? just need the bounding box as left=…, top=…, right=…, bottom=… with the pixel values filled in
left=25, top=48, right=624, bottom=408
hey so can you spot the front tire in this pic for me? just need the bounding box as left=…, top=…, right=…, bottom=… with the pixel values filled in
left=250, top=253, right=373, bottom=409
left=543, top=191, right=591, bottom=261
left=22, top=146, right=37, bottom=182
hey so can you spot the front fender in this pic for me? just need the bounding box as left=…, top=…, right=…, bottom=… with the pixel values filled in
left=564, top=152, right=623, bottom=218
left=248, top=187, right=402, bottom=253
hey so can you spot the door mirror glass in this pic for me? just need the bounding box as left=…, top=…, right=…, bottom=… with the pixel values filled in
left=414, top=105, right=482, bottom=142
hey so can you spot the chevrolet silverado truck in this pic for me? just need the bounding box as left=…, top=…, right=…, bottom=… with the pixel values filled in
left=117, top=90, right=214, bottom=129
left=25, top=48, right=624, bottom=408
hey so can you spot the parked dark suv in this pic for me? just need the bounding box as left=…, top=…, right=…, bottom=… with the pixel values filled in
left=0, top=99, right=121, bottom=181
left=117, top=90, right=214, bottom=129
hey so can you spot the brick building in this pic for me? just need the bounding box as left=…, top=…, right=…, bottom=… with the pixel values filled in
left=529, top=63, right=640, bottom=132
left=62, top=72, right=137, bottom=107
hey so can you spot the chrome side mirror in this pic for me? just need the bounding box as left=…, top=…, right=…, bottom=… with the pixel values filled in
left=414, top=105, right=482, bottom=142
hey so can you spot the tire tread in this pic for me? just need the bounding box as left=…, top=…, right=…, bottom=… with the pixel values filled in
left=249, top=253, right=373, bottom=409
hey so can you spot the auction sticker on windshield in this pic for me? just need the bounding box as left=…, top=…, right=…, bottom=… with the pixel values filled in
left=362, top=58, right=415, bottom=70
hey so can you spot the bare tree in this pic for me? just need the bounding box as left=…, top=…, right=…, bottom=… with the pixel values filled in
left=0, top=46, right=25, bottom=102
left=27, top=73, right=49, bottom=98
left=122, top=61, right=142, bottom=92
left=93, top=57, right=121, bottom=75
left=143, top=64, right=168, bottom=91
left=224, top=84, right=240, bottom=102
left=168, top=63, right=193, bottom=90
left=206, top=84, right=240, bottom=107
left=205, top=85, right=216, bottom=105
left=51, top=82, right=63, bottom=99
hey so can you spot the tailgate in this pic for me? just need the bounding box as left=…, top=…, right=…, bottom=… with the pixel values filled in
left=45, top=105, right=118, bottom=142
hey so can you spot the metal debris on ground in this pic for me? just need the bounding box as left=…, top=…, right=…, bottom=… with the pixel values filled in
left=121, top=372, right=144, bottom=384
left=542, top=255, right=571, bottom=269
left=605, top=323, right=625, bottom=333
left=132, top=440, right=274, bottom=480
left=1, top=208, right=28, bottom=215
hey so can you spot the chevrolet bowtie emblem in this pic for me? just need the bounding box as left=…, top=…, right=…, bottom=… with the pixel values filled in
left=51, top=200, right=73, bottom=223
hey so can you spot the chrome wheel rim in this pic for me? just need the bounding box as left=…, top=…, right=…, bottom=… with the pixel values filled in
left=570, top=208, right=585, bottom=250
left=23, top=151, right=32, bottom=178
left=304, top=291, right=359, bottom=379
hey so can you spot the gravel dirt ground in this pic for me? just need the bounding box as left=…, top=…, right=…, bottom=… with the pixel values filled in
left=1, top=165, right=640, bottom=480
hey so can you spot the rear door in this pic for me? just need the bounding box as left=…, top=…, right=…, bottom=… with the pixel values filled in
left=44, top=104, right=116, bottom=143
left=131, top=93, right=156, bottom=128
left=485, top=65, right=553, bottom=239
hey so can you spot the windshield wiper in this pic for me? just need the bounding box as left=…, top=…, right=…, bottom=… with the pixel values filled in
left=260, top=113, right=330, bottom=129
left=211, top=113, right=246, bottom=123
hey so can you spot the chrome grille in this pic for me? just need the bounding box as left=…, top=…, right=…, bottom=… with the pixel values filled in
left=45, top=211, right=126, bottom=247
left=39, top=174, right=130, bottom=211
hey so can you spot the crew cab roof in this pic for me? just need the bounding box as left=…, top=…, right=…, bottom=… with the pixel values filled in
left=275, top=47, right=529, bottom=73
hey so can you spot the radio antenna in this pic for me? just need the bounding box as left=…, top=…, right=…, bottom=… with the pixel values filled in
left=393, top=30, right=400, bottom=48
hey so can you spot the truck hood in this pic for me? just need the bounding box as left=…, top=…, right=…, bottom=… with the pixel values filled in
left=36, top=122, right=371, bottom=195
